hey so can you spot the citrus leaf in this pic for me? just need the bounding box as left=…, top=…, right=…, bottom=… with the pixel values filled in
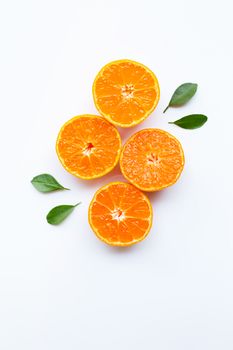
left=163, top=83, right=198, bottom=113
left=31, top=174, right=69, bottom=192
left=46, top=203, right=81, bottom=225
left=169, top=114, right=207, bottom=129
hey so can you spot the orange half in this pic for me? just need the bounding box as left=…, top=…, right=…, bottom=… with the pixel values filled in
left=93, top=59, right=160, bottom=127
left=120, top=129, right=185, bottom=191
left=56, top=115, right=121, bottom=179
left=88, top=182, right=153, bottom=246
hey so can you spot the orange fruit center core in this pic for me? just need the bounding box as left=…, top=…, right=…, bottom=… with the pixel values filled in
left=111, top=208, right=125, bottom=221
left=147, top=152, right=159, bottom=165
left=121, top=84, right=134, bottom=99
left=83, top=142, right=94, bottom=156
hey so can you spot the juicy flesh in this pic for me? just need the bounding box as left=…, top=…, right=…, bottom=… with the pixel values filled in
left=57, top=116, right=120, bottom=178
left=90, top=183, right=151, bottom=245
left=121, top=130, right=184, bottom=191
left=94, top=61, right=159, bottom=125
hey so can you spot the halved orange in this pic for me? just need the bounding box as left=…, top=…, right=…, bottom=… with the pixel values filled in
left=92, top=59, right=160, bottom=127
left=56, top=115, right=121, bottom=179
left=88, top=182, right=153, bottom=246
left=120, top=129, right=185, bottom=192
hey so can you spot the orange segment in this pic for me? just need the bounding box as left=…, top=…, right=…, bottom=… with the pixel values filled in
left=92, top=59, right=160, bottom=127
left=88, top=182, right=153, bottom=246
left=56, top=115, right=121, bottom=179
left=120, top=129, right=185, bottom=191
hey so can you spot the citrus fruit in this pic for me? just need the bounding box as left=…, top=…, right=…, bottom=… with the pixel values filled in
left=88, top=182, right=153, bottom=246
left=56, top=115, right=121, bottom=179
left=120, top=129, right=185, bottom=191
left=92, top=59, right=160, bottom=127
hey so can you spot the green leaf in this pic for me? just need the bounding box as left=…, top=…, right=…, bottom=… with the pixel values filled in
left=31, top=174, right=69, bottom=192
left=163, top=83, right=198, bottom=113
left=46, top=203, right=81, bottom=225
left=169, top=114, right=207, bottom=129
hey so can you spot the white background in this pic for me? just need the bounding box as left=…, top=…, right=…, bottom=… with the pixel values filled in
left=0, top=0, right=233, bottom=349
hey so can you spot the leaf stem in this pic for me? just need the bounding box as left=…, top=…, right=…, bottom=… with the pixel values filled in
left=163, top=105, right=169, bottom=113
left=74, top=202, right=82, bottom=207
